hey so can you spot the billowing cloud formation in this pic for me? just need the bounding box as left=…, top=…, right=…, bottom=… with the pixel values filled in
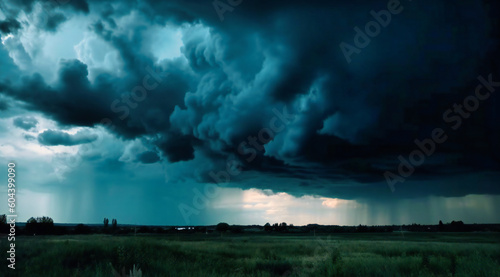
left=38, top=129, right=98, bottom=146
left=0, top=0, right=499, bottom=200
left=13, top=116, right=38, bottom=130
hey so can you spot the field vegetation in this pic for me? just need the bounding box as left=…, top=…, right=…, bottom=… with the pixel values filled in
left=1, top=232, right=499, bottom=276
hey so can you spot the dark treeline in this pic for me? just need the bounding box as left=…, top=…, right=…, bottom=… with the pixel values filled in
left=1, top=215, right=499, bottom=236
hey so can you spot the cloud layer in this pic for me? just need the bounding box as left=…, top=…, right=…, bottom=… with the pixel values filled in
left=0, top=0, right=499, bottom=201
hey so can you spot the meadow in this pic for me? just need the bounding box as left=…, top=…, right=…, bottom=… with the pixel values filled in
left=1, top=232, right=499, bottom=276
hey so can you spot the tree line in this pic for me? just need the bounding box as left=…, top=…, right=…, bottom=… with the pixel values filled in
left=0, top=216, right=498, bottom=236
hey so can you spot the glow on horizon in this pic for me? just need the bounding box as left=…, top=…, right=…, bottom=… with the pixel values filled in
left=208, top=188, right=500, bottom=226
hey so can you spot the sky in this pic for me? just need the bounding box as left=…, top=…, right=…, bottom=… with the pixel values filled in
left=0, top=0, right=499, bottom=226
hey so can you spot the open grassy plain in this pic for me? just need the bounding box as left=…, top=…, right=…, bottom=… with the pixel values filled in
left=1, top=232, right=499, bottom=276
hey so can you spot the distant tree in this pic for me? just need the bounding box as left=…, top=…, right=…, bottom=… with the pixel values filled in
left=112, top=219, right=118, bottom=229
left=26, top=217, right=36, bottom=235
left=26, top=216, right=54, bottom=235
left=450, top=220, right=465, bottom=232
left=39, top=216, right=54, bottom=224
left=264, top=222, right=272, bottom=232
left=216, top=222, right=229, bottom=233
left=272, top=223, right=279, bottom=231
left=74, top=224, right=91, bottom=234
left=0, top=214, right=7, bottom=233
left=279, top=222, right=287, bottom=232
left=439, top=220, right=444, bottom=231
left=104, top=218, right=109, bottom=228
left=357, top=224, right=368, bottom=233
left=138, top=226, right=151, bottom=233
left=230, top=225, right=243, bottom=233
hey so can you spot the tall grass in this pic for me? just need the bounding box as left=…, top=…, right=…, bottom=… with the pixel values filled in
left=0, top=233, right=498, bottom=276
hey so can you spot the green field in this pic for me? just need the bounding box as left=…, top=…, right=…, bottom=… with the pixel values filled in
left=1, top=232, right=499, bottom=276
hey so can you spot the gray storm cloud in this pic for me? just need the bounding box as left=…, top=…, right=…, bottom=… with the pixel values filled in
left=13, top=116, right=38, bottom=130
left=0, top=0, right=499, bottom=199
left=38, top=129, right=98, bottom=146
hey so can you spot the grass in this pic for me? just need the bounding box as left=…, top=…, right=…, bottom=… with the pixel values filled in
left=0, top=232, right=499, bottom=276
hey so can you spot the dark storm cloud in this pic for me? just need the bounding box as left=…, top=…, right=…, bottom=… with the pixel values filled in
left=0, top=100, right=8, bottom=111
left=1, top=60, right=116, bottom=126
left=66, top=0, right=90, bottom=13
left=13, top=116, right=38, bottom=130
left=156, top=133, right=198, bottom=162
left=136, top=151, right=160, bottom=164
left=38, top=129, right=98, bottom=146
left=44, top=12, right=67, bottom=32
left=0, top=18, right=21, bottom=34
left=0, top=58, right=186, bottom=138
left=0, top=0, right=499, bottom=199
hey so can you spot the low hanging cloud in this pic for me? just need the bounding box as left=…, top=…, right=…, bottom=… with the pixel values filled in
left=37, top=129, right=98, bottom=146
left=13, top=116, right=38, bottom=130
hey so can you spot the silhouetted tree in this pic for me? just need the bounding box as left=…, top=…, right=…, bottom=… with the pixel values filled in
left=264, top=222, right=272, bottom=232
left=357, top=224, right=368, bottom=233
left=450, top=220, right=465, bottom=232
left=26, top=216, right=54, bottom=235
left=138, top=226, right=152, bottom=233
left=278, top=222, right=288, bottom=232
left=0, top=214, right=7, bottom=233
left=230, top=225, right=243, bottom=233
left=439, top=220, right=444, bottom=231
left=216, top=222, right=229, bottom=233
left=104, top=218, right=109, bottom=228
left=112, top=219, right=118, bottom=229
left=74, top=224, right=91, bottom=234
left=273, top=223, right=279, bottom=231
